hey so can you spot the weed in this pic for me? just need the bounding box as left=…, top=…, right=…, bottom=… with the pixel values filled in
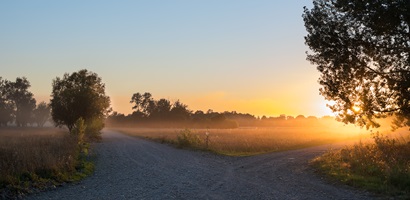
left=0, top=127, right=94, bottom=198
left=312, top=133, right=410, bottom=198
left=176, top=129, right=203, bottom=149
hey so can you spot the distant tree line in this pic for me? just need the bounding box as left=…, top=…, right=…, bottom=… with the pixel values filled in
left=209, top=112, right=336, bottom=128
left=106, top=92, right=336, bottom=128
left=107, top=92, right=238, bottom=128
left=1, top=72, right=338, bottom=131
left=0, top=77, right=50, bottom=127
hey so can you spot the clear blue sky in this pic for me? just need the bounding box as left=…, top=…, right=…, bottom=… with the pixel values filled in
left=0, top=0, right=331, bottom=117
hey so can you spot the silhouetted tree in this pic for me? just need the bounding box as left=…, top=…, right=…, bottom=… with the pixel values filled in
left=106, top=111, right=128, bottom=126
left=211, top=113, right=225, bottom=122
left=296, top=115, right=306, bottom=120
left=170, top=100, right=191, bottom=121
left=50, top=69, right=111, bottom=134
left=130, top=92, right=143, bottom=112
left=142, top=92, right=153, bottom=112
left=192, top=110, right=205, bottom=122
left=278, top=114, right=286, bottom=121
left=129, top=110, right=145, bottom=120
left=0, top=77, right=13, bottom=126
left=307, top=116, right=318, bottom=121
left=194, top=110, right=204, bottom=115
left=151, top=98, right=172, bottom=119
left=304, top=0, right=410, bottom=129
left=33, top=101, right=51, bottom=127
left=7, top=77, right=36, bottom=127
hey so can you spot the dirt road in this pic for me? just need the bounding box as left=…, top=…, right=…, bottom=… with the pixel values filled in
left=28, top=130, right=374, bottom=200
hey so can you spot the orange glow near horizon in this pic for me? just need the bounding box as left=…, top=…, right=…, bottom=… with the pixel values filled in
left=107, top=92, right=335, bottom=118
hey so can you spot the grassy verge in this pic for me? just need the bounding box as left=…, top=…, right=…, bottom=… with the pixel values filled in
left=0, top=127, right=94, bottom=199
left=111, top=127, right=370, bottom=156
left=312, top=133, right=410, bottom=198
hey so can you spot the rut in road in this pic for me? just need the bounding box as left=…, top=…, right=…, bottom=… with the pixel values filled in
left=28, top=130, right=374, bottom=200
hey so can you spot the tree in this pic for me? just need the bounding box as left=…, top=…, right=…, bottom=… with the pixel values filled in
left=0, top=77, right=14, bottom=126
left=6, top=77, right=36, bottom=127
left=141, top=92, right=153, bottom=114
left=130, top=92, right=143, bottom=112
left=170, top=100, right=191, bottom=121
left=296, top=115, right=306, bottom=120
left=303, top=0, right=410, bottom=129
left=33, top=101, right=51, bottom=127
left=50, top=69, right=111, bottom=134
left=150, top=98, right=172, bottom=120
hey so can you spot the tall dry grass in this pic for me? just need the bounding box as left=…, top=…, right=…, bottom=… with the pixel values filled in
left=113, top=125, right=371, bottom=156
left=0, top=127, right=86, bottom=198
left=312, top=132, right=410, bottom=197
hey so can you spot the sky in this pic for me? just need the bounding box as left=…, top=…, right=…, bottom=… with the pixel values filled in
left=0, top=0, right=333, bottom=117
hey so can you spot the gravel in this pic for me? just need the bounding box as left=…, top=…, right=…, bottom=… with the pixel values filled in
left=27, top=130, right=376, bottom=200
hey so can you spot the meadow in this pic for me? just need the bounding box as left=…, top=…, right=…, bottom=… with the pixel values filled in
left=0, top=127, right=93, bottom=198
left=112, top=124, right=372, bottom=156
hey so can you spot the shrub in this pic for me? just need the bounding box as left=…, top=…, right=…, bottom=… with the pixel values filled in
left=84, top=117, right=104, bottom=141
left=72, top=118, right=86, bottom=145
left=176, top=129, right=203, bottom=149
left=312, top=133, right=410, bottom=197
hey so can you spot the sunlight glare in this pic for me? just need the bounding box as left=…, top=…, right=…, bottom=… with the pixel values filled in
left=352, top=105, right=361, bottom=113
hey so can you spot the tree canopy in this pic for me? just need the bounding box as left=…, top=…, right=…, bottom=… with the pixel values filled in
left=50, top=69, right=111, bottom=133
left=0, top=77, right=14, bottom=126
left=303, top=0, right=410, bottom=129
left=130, top=92, right=191, bottom=121
left=8, top=77, right=37, bottom=127
left=0, top=77, right=36, bottom=127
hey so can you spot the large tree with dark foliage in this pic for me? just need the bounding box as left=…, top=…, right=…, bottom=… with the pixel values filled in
left=8, top=77, right=37, bottom=127
left=50, top=69, right=111, bottom=134
left=0, top=77, right=14, bottom=126
left=170, top=100, right=191, bottom=121
left=130, top=92, right=154, bottom=117
left=303, top=0, right=410, bottom=129
left=0, top=77, right=36, bottom=127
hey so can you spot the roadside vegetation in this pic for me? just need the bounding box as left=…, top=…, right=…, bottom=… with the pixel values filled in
left=0, top=70, right=110, bottom=199
left=304, top=0, right=410, bottom=198
left=0, top=127, right=94, bottom=199
left=312, top=132, right=410, bottom=197
left=114, top=125, right=371, bottom=156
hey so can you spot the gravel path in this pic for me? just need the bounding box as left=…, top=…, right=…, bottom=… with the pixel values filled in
left=27, top=130, right=375, bottom=200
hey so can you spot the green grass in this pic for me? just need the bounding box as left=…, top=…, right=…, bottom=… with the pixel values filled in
left=0, top=127, right=95, bottom=199
left=312, top=133, right=410, bottom=198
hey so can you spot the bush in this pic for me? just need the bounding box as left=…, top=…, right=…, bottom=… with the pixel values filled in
left=85, top=117, right=104, bottom=141
left=312, top=133, right=410, bottom=197
left=176, top=129, right=203, bottom=149
left=72, top=118, right=86, bottom=145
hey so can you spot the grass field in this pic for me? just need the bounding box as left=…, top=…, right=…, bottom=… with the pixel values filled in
left=112, top=125, right=372, bottom=156
left=0, top=127, right=93, bottom=198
